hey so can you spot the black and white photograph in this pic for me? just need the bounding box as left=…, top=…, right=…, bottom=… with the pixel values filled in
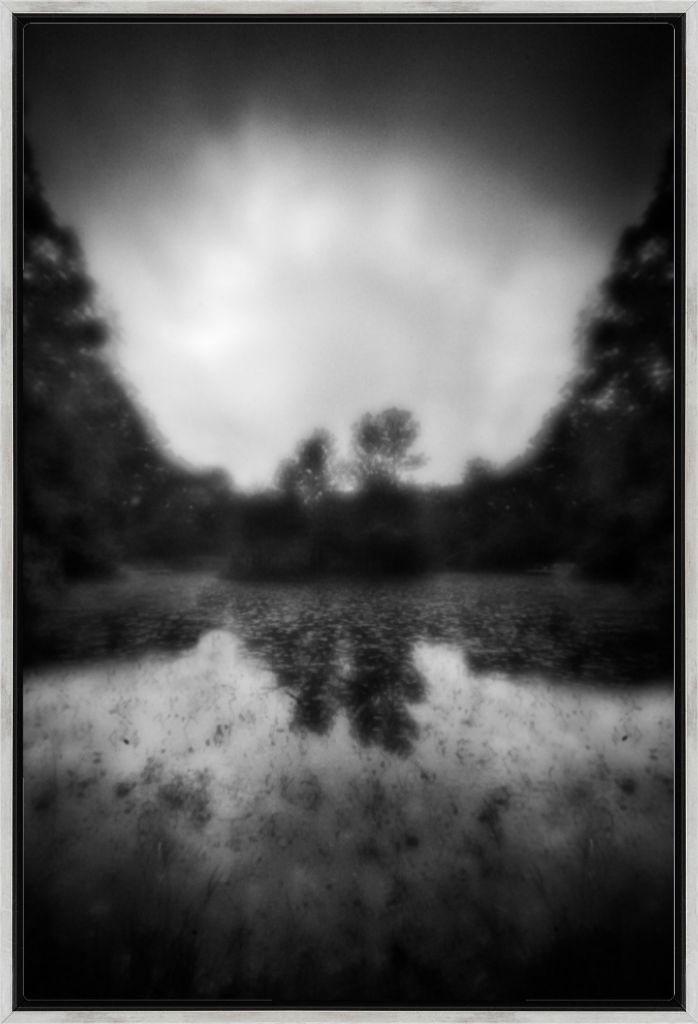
left=12, top=9, right=685, bottom=1011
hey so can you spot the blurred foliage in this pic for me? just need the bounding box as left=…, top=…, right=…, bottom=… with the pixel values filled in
left=350, top=407, right=426, bottom=489
left=441, top=149, right=674, bottom=594
left=24, top=138, right=674, bottom=611
left=22, top=141, right=236, bottom=642
left=566, top=149, right=674, bottom=584
left=241, top=153, right=673, bottom=592
left=233, top=409, right=429, bottom=578
left=275, top=429, right=338, bottom=506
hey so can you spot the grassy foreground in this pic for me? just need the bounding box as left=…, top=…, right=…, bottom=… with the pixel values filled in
left=23, top=632, right=674, bottom=1004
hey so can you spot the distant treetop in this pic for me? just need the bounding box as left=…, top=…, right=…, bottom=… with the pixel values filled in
left=350, top=407, right=426, bottom=488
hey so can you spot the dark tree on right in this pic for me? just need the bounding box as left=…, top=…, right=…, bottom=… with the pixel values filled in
left=566, top=148, right=674, bottom=583
left=455, top=149, right=675, bottom=591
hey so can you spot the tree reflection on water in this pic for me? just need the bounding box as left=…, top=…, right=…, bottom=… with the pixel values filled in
left=26, top=570, right=673, bottom=755
left=224, top=594, right=427, bottom=755
left=210, top=571, right=671, bottom=757
left=23, top=572, right=676, bottom=1004
left=340, top=628, right=425, bottom=755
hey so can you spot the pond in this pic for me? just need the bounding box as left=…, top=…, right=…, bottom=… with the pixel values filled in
left=22, top=569, right=675, bottom=1004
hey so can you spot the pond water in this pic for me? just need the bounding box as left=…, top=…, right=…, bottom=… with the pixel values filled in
left=23, top=569, right=675, bottom=1004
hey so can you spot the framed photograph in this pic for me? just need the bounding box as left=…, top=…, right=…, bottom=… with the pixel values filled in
left=1, top=3, right=695, bottom=1021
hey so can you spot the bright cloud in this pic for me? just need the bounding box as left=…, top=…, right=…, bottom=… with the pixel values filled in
left=84, top=118, right=608, bottom=488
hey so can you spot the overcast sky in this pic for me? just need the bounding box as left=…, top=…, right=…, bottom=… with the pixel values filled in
left=24, top=19, right=674, bottom=488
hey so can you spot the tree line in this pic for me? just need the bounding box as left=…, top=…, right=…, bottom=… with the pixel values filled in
left=22, top=137, right=674, bottom=622
left=231, top=408, right=429, bottom=577
left=234, top=148, right=674, bottom=590
left=22, top=139, right=236, bottom=631
left=450, top=148, right=674, bottom=589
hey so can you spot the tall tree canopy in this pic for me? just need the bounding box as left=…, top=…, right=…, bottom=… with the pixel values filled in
left=453, top=148, right=674, bottom=586
left=23, top=138, right=136, bottom=586
left=350, top=407, right=425, bottom=488
left=563, top=147, right=674, bottom=580
left=275, top=429, right=337, bottom=505
left=577, top=148, right=673, bottom=414
left=23, top=140, right=235, bottom=626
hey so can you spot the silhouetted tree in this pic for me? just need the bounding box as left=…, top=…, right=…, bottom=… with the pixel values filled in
left=275, top=429, right=337, bottom=505
left=350, top=407, right=426, bottom=489
left=448, top=148, right=674, bottom=587
left=577, top=148, right=673, bottom=413
left=23, top=138, right=128, bottom=593
left=462, top=458, right=496, bottom=487
left=23, top=140, right=236, bottom=640
left=571, top=151, right=673, bottom=582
